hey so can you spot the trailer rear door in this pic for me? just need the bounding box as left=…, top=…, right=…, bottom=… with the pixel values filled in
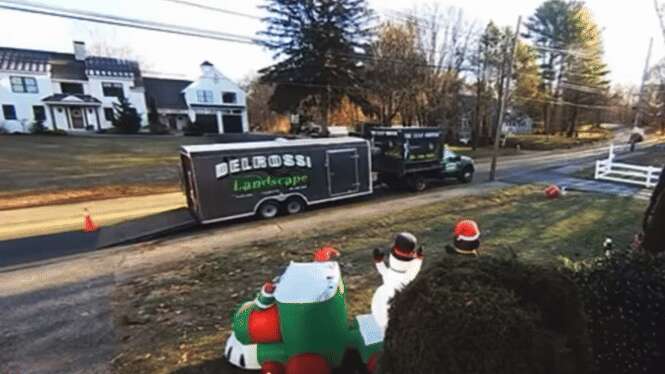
left=327, top=149, right=360, bottom=196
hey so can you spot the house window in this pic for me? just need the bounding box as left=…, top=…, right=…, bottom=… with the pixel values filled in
left=10, top=76, right=38, bottom=93
left=222, top=92, right=237, bottom=104
left=197, top=90, right=214, bottom=103
left=102, top=82, right=124, bottom=98
left=2, top=105, right=17, bottom=120
left=33, top=106, right=46, bottom=121
left=104, top=108, right=114, bottom=121
left=60, top=82, right=84, bottom=95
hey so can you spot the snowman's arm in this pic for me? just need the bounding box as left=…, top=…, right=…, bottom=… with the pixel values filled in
left=374, top=261, right=388, bottom=278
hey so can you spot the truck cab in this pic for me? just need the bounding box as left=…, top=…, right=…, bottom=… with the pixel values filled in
left=441, top=146, right=475, bottom=183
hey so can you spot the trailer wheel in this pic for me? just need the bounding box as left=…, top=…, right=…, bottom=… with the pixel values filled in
left=257, top=201, right=280, bottom=219
left=284, top=197, right=305, bottom=215
left=409, top=177, right=428, bottom=192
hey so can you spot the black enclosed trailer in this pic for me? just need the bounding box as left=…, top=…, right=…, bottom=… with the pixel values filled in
left=180, top=137, right=372, bottom=223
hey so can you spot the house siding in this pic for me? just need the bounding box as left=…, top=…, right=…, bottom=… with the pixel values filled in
left=0, top=71, right=55, bottom=131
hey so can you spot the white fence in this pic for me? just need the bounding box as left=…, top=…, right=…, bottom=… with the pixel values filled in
left=595, top=144, right=661, bottom=188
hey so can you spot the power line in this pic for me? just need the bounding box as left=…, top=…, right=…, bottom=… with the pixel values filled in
left=0, top=0, right=261, bottom=45
left=157, top=0, right=262, bottom=20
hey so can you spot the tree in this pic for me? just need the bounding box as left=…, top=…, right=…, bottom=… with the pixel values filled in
left=410, top=4, right=478, bottom=133
left=525, top=0, right=609, bottom=136
left=241, top=75, right=291, bottom=133
left=258, top=0, right=374, bottom=134
left=112, top=97, right=142, bottom=134
left=362, top=21, right=425, bottom=125
left=147, top=97, right=169, bottom=134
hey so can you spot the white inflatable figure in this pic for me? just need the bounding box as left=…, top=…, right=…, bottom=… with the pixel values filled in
left=370, top=232, right=423, bottom=329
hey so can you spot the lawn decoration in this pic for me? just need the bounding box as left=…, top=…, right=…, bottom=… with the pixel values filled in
left=444, top=220, right=481, bottom=257
left=544, top=184, right=562, bottom=199
left=225, top=247, right=384, bottom=373
left=371, top=232, right=423, bottom=329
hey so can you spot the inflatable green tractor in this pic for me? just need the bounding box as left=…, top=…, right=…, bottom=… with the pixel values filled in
left=224, top=247, right=384, bottom=374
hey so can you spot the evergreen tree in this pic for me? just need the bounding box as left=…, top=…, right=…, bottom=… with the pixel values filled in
left=112, top=97, right=142, bottom=134
left=258, top=0, right=374, bottom=133
left=525, top=0, right=609, bottom=136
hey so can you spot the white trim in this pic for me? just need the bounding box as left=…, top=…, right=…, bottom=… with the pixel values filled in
left=182, top=137, right=368, bottom=154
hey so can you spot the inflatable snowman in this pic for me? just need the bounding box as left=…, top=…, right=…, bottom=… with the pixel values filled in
left=371, top=232, right=423, bottom=329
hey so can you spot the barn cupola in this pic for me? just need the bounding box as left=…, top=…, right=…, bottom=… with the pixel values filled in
left=73, top=41, right=86, bottom=61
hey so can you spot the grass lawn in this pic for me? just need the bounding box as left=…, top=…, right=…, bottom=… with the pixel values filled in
left=0, top=135, right=210, bottom=209
left=110, top=185, right=647, bottom=374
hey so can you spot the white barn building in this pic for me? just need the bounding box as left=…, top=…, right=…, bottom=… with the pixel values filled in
left=0, top=41, right=146, bottom=133
left=143, top=61, right=248, bottom=134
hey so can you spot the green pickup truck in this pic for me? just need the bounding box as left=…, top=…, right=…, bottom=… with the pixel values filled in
left=442, top=146, right=476, bottom=183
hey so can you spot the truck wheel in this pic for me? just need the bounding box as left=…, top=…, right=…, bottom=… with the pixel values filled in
left=257, top=201, right=280, bottom=219
left=284, top=197, right=305, bottom=215
left=459, top=168, right=474, bottom=183
left=409, top=177, right=428, bottom=192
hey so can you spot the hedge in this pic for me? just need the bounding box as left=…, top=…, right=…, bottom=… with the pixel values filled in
left=378, top=256, right=592, bottom=374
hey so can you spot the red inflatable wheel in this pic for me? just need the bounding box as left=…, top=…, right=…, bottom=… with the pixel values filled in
left=366, top=353, right=379, bottom=373
left=286, top=353, right=331, bottom=374
left=261, top=361, right=285, bottom=374
left=248, top=305, right=281, bottom=343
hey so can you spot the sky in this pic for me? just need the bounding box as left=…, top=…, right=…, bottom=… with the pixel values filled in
left=0, top=0, right=661, bottom=86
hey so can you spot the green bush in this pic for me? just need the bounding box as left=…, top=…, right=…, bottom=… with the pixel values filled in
left=30, top=120, right=48, bottom=134
left=379, top=256, right=592, bottom=374
left=574, top=251, right=665, bottom=374
left=112, top=97, right=142, bottom=134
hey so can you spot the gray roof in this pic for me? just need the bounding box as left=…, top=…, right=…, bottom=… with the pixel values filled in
left=42, top=93, right=102, bottom=105
left=143, top=77, right=191, bottom=110
left=0, top=46, right=142, bottom=85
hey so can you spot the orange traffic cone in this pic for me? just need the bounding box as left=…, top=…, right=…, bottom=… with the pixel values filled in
left=83, top=208, right=99, bottom=232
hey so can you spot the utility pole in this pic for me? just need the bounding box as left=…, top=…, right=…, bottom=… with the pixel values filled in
left=633, top=37, right=654, bottom=128
left=489, top=16, right=521, bottom=182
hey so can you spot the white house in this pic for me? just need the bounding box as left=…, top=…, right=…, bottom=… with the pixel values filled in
left=0, top=41, right=146, bottom=133
left=143, top=61, right=248, bottom=134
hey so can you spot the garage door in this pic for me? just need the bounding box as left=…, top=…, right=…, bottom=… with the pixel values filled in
left=194, top=114, right=219, bottom=133
left=222, top=115, right=243, bottom=133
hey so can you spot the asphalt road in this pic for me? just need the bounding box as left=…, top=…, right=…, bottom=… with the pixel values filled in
left=0, top=139, right=657, bottom=374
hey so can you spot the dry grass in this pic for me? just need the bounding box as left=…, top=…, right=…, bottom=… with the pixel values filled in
left=0, top=135, right=209, bottom=208
left=110, top=185, right=647, bottom=374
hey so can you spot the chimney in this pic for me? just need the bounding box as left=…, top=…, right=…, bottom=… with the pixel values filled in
left=73, top=41, right=86, bottom=61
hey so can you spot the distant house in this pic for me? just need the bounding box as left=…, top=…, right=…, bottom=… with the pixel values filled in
left=0, top=41, right=146, bottom=132
left=143, top=61, right=248, bottom=134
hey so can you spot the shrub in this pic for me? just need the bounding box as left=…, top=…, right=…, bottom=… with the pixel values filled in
left=378, top=256, right=592, bottom=374
left=30, top=120, right=49, bottom=134
left=574, top=251, right=665, bottom=374
left=112, top=97, right=142, bottom=134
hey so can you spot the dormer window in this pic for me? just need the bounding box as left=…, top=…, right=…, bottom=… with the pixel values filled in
left=10, top=76, right=38, bottom=93
left=197, top=90, right=214, bottom=103
left=222, top=92, right=237, bottom=104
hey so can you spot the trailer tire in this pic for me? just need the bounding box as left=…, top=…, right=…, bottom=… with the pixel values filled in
left=458, top=167, right=474, bottom=183
left=409, top=176, right=428, bottom=192
left=257, top=201, right=280, bottom=219
left=284, top=197, right=306, bottom=215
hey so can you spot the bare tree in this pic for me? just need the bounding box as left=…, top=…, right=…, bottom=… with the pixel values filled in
left=410, top=4, right=478, bottom=135
left=362, top=21, right=425, bottom=125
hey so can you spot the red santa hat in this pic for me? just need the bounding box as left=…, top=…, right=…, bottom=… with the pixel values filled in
left=453, top=220, right=480, bottom=255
